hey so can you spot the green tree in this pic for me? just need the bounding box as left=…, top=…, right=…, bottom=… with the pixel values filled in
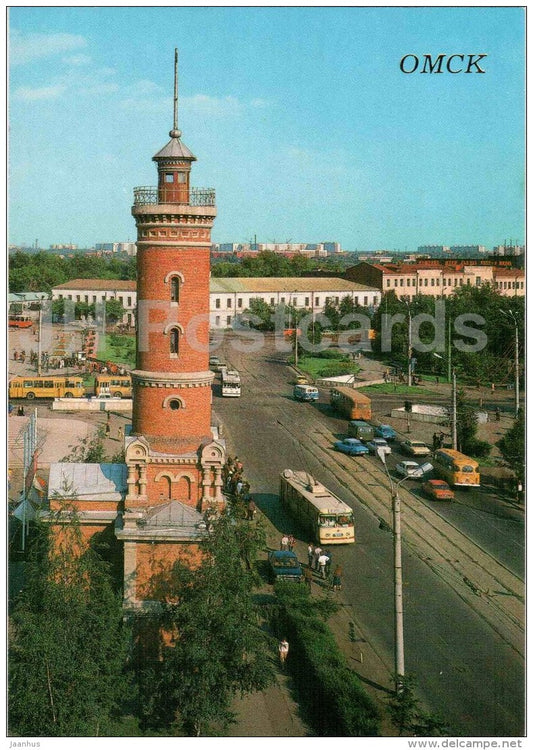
left=497, top=410, right=525, bottom=484
left=141, top=515, right=273, bottom=736
left=387, top=674, right=448, bottom=736
left=241, top=298, right=275, bottom=331
left=9, top=503, right=130, bottom=736
left=60, top=429, right=107, bottom=463
left=105, top=299, right=126, bottom=324
left=455, top=389, right=491, bottom=457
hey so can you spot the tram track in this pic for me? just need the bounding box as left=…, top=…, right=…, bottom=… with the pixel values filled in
left=271, top=405, right=525, bottom=657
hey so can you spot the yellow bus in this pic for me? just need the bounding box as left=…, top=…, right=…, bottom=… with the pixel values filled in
left=94, top=374, right=132, bottom=398
left=9, top=376, right=85, bottom=400
left=432, top=448, right=480, bottom=488
left=330, top=386, right=371, bottom=421
left=279, top=469, right=355, bottom=545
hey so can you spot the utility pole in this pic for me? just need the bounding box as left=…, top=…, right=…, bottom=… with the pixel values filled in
left=514, top=319, right=520, bottom=417
left=392, top=484, right=405, bottom=685
left=452, top=368, right=457, bottom=450
left=407, top=308, right=412, bottom=387
left=447, top=316, right=452, bottom=383
left=499, top=309, right=520, bottom=417
left=37, top=304, right=43, bottom=376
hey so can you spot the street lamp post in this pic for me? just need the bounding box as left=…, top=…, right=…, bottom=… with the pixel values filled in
left=377, top=450, right=413, bottom=691
left=499, top=309, right=520, bottom=417
left=399, top=300, right=413, bottom=387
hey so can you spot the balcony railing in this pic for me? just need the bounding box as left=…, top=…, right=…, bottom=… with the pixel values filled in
left=133, top=186, right=216, bottom=207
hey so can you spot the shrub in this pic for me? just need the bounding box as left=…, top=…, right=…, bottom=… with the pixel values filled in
left=317, top=362, right=360, bottom=378
left=270, top=583, right=379, bottom=736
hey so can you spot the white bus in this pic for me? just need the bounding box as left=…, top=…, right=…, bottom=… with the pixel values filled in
left=221, top=368, right=241, bottom=397
left=279, top=469, right=355, bottom=545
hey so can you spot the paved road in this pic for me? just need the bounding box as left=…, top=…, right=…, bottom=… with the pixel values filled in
left=213, top=332, right=525, bottom=737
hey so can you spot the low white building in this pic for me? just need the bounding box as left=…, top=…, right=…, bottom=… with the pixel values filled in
left=209, top=277, right=381, bottom=329
left=52, top=279, right=137, bottom=326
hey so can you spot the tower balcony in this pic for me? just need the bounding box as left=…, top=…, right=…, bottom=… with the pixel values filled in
left=133, top=186, right=216, bottom=207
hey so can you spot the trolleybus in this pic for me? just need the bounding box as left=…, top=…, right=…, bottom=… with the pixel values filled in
left=221, top=368, right=241, bottom=397
left=279, top=469, right=355, bottom=544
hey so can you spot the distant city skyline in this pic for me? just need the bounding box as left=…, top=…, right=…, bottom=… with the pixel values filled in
left=9, top=7, right=525, bottom=250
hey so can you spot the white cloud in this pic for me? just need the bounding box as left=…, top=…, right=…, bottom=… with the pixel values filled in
left=10, top=30, right=87, bottom=65
left=14, top=84, right=67, bottom=101
left=62, top=54, right=93, bottom=67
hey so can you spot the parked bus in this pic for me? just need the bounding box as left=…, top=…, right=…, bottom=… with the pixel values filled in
left=432, top=448, right=480, bottom=488
left=9, top=376, right=85, bottom=400
left=330, top=386, right=371, bottom=421
left=94, top=373, right=132, bottom=398
left=9, top=315, right=33, bottom=329
left=221, top=368, right=241, bottom=397
left=279, top=469, right=355, bottom=545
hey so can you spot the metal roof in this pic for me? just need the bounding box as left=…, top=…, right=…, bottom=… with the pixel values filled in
left=209, top=277, right=381, bottom=294
left=48, top=463, right=127, bottom=502
left=153, top=136, right=196, bottom=161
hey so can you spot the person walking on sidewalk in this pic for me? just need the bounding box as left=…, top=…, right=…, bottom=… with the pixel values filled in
left=313, top=546, right=322, bottom=571
left=332, top=564, right=343, bottom=592
left=318, top=552, right=329, bottom=579
left=280, top=534, right=289, bottom=551
left=278, top=638, right=289, bottom=667
left=307, top=543, right=314, bottom=567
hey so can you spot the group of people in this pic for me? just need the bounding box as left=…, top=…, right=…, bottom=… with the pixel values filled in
left=306, top=543, right=343, bottom=590
left=223, top=455, right=257, bottom=519
left=432, top=432, right=447, bottom=451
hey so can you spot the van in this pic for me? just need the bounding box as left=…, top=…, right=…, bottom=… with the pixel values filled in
left=347, top=420, right=374, bottom=442
left=293, top=384, right=319, bottom=402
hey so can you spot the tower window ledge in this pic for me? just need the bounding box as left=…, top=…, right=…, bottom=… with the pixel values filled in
left=170, top=354, right=179, bottom=359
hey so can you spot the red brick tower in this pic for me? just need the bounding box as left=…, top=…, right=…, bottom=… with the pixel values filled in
left=117, top=51, right=225, bottom=608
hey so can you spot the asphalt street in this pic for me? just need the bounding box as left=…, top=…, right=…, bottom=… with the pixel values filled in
left=212, top=332, right=525, bottom=737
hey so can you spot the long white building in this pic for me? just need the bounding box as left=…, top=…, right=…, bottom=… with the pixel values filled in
left=52, top=277, right=381, bottom=330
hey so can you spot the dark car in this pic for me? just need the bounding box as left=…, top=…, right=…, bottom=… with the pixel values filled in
left=375, top=424, right=397, bottom=441
left=267, top=550, right=304, bottom=583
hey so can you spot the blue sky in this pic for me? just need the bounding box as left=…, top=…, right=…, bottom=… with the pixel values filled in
left=9, top=6, right=525, bottom=251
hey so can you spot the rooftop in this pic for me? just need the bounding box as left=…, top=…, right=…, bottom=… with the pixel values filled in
left=209, top=277, right=381, bottom=294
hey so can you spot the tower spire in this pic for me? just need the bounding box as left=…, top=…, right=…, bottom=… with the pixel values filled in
left=170, top=47, right=181, bottom=139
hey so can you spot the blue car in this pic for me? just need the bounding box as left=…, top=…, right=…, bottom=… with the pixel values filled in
left=267, top=550, right=304, bottom=583
left=375, top=424, right=397, bottom=441
left=334, top=438, right=370, bottom=456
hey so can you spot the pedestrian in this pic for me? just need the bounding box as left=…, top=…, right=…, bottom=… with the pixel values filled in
left=117, top=426, right=123, bottom=441
left=432, top=432, right=439, bottom=451
left=495, top=407, right=501, bottom=422
left=313, top=545, right=322, bottom=571
left=439, top=432, right=445, bottom=448
left=280, top=534, right=289, bottom=551
left=13, top=350, right=18, bottom=361
left=288, top=534, right=295, bottom=552
left=324, top=550, right=332, bottom=577
left=278, top=638, right=289, bottom=667
left=105, top=422, right=111, bottom=437
left=247, top=499, right=257, bottom=521
left=332, top=564, right=343, bottom=592
left=318, top=552, right=329, bottom=579
left=304, top=566, right=313, bottom=592
left=17, top=405, right=25, bottom=417
left=307, top=543, right=314, bottom=567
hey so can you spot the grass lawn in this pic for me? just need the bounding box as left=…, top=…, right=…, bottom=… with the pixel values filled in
left=294, top=355, right=361, bottom=380
left=97, top=334, right=136, bottom=368
left=359, top=383, right=440, bottom=396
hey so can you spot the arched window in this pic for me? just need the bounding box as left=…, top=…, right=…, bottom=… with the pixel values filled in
left=170, top=328, right=179, bottom=355
left=170, top=276, right=180, bottom=303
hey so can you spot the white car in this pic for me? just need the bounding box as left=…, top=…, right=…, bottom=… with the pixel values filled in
left=368, top=438, right=392, bottom=456
left=395, top=460, right=434, bottom=479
